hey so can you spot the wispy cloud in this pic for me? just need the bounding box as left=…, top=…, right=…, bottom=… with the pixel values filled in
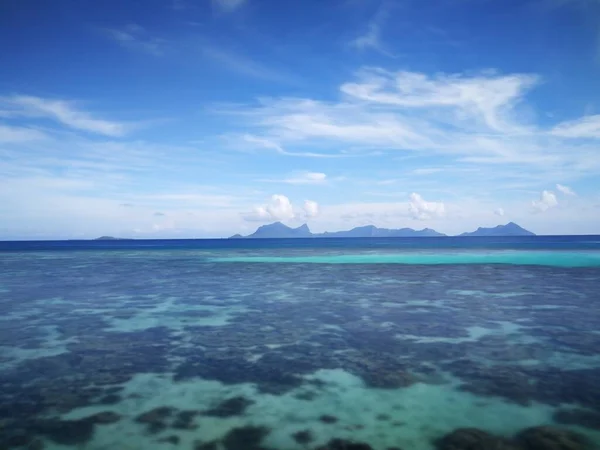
left=212, top=0, right=246, bottom=13
left=201, top=46, right=292, bottom=83
left=340, top=68, right=538, bottom=132
left=0, top=124, right=48, bottom=143
left=350, top=4, right=394, bottom=56
left=550, top=114, right=600, bottom=138
left=260, top=171, right=328, bottom=185
left=556, top=183, right=576, bottom=196
left=412, top=168, right=445, bottom=175
left=218, top=67, right=600, bottom=184
left=102, top=24, right=167, bottom=56
left=0, top=95, right=128, bottom=136
left=239, top=134, right=357, bottom=158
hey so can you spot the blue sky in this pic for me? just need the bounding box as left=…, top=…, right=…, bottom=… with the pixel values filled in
left=1, top=0, right=599, bottom=238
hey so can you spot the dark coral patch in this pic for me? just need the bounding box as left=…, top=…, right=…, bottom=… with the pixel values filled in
left=85, top=411, right=121, bottom=424
left=319, top=415, right=338, bottom=424
left=516, top=426, right=590, bottom=450
left=203, top=396, right=254, bottom=417
left=135, top=406, right=174, bottom=433
left=27, top=439, right=45, bottom=450
left=316, top=438, right=373, bottom=450
left=194, top=441, right=218, bottom=450
left=158, top=435, right=180, bottom=445
left=99, top=394, right=121, bottom=405
left=553, top=409, right=600, bottom=430
left=222, top=425, right=270, bottom=450
left=435, top=428, right=520, bottom=450
left=172, top=410, right=200, bottom=430
left=292, top=429, right=314, bottom=444
left=135, top=406, right=175, bottom=424
left=33, top=418, right=95, bottom=446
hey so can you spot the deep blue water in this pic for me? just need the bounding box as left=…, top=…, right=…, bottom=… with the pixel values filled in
left=2, top=235, right=600, bottom=252
left=1, top=236, right=599, bottom=450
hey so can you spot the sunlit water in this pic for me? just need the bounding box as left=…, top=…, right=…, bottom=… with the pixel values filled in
left=1, top=237, right=599, bottom=450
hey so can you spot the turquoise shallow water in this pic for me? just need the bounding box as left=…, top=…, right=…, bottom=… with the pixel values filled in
left=211, top=250, right=600, bottom=267
left=1, top=238, right=599, bottom=450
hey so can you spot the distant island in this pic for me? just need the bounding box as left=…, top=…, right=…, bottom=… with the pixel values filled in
left=94, top=236, right=131, bottom=240
left=230, top=222, right=534, bottom=238
left=459, top=222, right=535, bottom=237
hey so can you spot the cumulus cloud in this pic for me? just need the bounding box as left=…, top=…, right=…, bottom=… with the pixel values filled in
left=556, top=183, right=576, bottom=196
left=244, top=195, right=320, bottom=222
left=494, top=207, right=505, bottom=216
left=532, top=190, right=558, bottom=212
left=244, top=194, right=295, bottom=222
left=408, top=193, right=445, bottom=220
left=303, top=200, right=319, bottom=218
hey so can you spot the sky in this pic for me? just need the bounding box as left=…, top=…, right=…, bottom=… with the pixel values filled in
left=1, top=0, right=600, bottom=239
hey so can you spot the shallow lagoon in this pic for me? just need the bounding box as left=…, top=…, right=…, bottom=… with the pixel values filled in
left=1, top=240, right=599, bottom=449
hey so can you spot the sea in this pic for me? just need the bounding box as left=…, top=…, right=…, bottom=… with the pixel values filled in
left=1, top=236, right=600, bottom=450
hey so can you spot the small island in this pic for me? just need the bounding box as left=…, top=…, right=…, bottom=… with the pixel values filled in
left=94, top=236, right=131, bottom=241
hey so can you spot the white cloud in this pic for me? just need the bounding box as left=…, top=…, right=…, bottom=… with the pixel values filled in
left=219, top=67, right=600, bottom=181
left=212, top=0, right=246, bottom=12
left=340, top=68, right=538, bottom=132
left=408, top=192, right=445, bottom=220
left=225, top=69, right=539, bottom=156
left=494, top=207, right=505, bottom=216
left=270, top=171, right=327, bottom=184
left=352, top=22, right=381, bottom=51
left=556, top=183, right=576, bottom=196
left=376, top=179, right=397, bottom=185
left=0, top=124, right=48, bottom=143
left=532, top=190, right=558, bottom=212
left=243, top=195, right=321, bottom=222
left=550, top=115, right=600, bottom=139
left=239, top=134, right=353, bottom=158
left=244, top=194, right=295, bottom=222
left=303, top=200, right=320, bottom=218
left=412, top=167, right=444, bottom=175
left=1, top=96, right=127, bottom=136
left=350, top=5, right=395, bottom=57
left=102, top=24, right=166, bottom=56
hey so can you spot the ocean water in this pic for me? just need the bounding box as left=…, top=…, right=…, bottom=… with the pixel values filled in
left=1, top=236, right=600, bottom=450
